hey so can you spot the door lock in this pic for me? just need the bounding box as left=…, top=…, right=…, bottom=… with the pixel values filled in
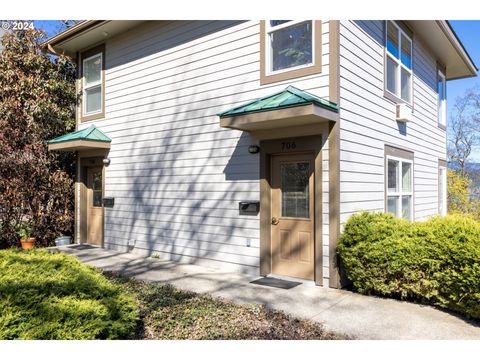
left=271, top=217, right=279, bottom=225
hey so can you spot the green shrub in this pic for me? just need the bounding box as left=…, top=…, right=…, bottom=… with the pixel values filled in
left=337, top=212, right=480, bottom=320
left=0, top=249, right=139, bottom=339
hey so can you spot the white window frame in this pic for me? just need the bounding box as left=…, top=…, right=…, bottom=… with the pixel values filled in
left=82, top=52, right=103, bottom=116
left=439, top=165, right=447, bottom=216
left=265, top=20, right=315, bottom=76
left=386, top=155, right=414, bottom=220
left=385, top=21, right=413, bottom=104
left=438, top=69, right=447, bottom=127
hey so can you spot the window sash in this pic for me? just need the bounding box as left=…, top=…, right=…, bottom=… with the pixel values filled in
left=438, top=70, right=447, bottom=126
left=385, top=21, right=413, bottom=103
left=386, top=156, right=413, bottom=220
left=265, top=20, right=315, bottom=75
left=82, top=52, right=103, bottom=115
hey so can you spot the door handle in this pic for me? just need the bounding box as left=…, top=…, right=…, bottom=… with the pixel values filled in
left=271, top=217, right=279, bottom=225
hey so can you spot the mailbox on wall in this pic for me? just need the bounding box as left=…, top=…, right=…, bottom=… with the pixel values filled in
left=239, top=201, right=260, bottom=215
left=103, top=197, right=115, bottom=208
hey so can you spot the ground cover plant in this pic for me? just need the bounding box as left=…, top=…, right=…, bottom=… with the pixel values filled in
left=109, top=274, right=347, bottom=340
left=0, top=249, right=138, bottom=339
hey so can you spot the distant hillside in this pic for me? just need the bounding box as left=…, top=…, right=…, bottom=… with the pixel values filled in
left=448, top=162, right=480, bottom=172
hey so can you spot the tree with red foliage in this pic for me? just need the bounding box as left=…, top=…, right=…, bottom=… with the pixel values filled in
left=0, top=29, right=76, bottom=248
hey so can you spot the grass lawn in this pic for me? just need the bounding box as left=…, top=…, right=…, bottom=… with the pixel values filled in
left=109, top=274, right=346, bottom=340
left=0, top=248, right=345, bottom=340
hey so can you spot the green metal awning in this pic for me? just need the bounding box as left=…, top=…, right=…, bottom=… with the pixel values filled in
left=218, top=86, right=339, bottom=132
left=47, top=125, right=111, bottom=151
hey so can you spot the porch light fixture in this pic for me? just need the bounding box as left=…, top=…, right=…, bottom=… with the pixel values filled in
left=102, top=157, right=111, bottom=166
left=248, top=145, right=260, bottom=154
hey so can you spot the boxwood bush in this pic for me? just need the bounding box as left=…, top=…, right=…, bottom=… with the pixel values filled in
left=0, top=249, right=138, bottom=339
left=337, top=212, right=480, bottom=320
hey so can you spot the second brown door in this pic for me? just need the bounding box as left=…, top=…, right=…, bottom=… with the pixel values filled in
left=86, top=167, right=103, bottom=246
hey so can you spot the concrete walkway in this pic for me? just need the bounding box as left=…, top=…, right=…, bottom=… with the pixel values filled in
left=58, top=245, right=480, bottom=340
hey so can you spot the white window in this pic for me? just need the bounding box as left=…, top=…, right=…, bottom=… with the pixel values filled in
left=82, top=53, right=103, bottom=116
left=385, top=21, right=413, bottom=103
left=438, top=70, right=447, bottom=127
left=386, top=156, right=413, bottom=220
left=439, top=165, right=447, bottom=216
left=265, top=20, right=314, bottom=74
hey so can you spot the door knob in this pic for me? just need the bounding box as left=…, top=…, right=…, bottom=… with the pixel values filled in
left=271, top=217, right=279, bottom=225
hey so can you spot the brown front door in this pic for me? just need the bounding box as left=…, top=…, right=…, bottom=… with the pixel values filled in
left=271, top=153, right=314, bottom=280
left=86, top=167, right=103, bottom=246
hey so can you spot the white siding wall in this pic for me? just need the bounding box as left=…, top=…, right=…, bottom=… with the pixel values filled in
left=78, top=20, right=331, bottom=276
left=338, top=20, right=446, bottom=224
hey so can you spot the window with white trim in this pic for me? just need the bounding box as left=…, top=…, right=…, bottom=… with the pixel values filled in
left=386, top=156, right=413, bottom=220
left=438, top=70, right=447, bottom=127
left=82, top=52, right=103, bottom=116
left=385, top=21, right=413, bottom=103
left=266, top=20, right=314, bottom=74
left=439, top=165, right=447, bottom=216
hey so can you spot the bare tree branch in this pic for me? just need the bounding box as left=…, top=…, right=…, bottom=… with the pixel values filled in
left=448, top=87, right=480, bottom=177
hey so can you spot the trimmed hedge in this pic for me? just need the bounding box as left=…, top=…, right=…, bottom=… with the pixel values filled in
left=0, top=249, right=139, bottom=339
left=337, top=212, right=480, bottom=320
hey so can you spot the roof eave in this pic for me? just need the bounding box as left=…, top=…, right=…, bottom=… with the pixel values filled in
left=439, top=20, right=478, bottom=75
left=43, top=21, right=105, bottom=53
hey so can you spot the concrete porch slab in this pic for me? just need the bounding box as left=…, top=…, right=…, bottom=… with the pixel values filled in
left=57, top=245, right=480, bottom=340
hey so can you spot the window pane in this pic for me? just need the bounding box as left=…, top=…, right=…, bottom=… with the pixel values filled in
left=92, top=171, right=102, bottom=191
left=438, top=75, right=444, bottom=99
left=386, top=21, right=399, bottom=58
left=402, top=195, right=411, bottom=219
left=402, top=162, right=412, bottom=192
left=270, top=21, right=312, bottom=71
left=93, top=191, right=102, bottom=208
left=270, top=20, right=291, bottom=27
left=388, top=159, right=399, bottom=192
left=401, top=67, right=411, bottom=102
left=387, top=196, right=398, bottom=216
left=386, top=56, right=398, bottom=94
left=438, top=74, right=446, bottom=125
left=84, top=55, right=101, bottom=86
left=85, top=86, right=102, bottom=114
left=281, top=162, right=310, bottom=218
left=400, top=34, right=412, bottom=69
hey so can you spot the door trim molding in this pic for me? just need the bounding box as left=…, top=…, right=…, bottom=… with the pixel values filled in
left=259, top=135, right=323, bottom=284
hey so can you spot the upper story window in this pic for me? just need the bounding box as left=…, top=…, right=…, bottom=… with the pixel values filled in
left=260, top=20, right=322, bottom=85
left=437, top=69, right=447, bottom=128
left=385, top=21, right=413, bottom=104
left=80, top=44, right=105, bottom=122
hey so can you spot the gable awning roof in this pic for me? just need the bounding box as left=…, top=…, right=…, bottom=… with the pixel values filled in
left=47, top=125, right=111, bottom=151
left=218, top=86, right=339, bottom=131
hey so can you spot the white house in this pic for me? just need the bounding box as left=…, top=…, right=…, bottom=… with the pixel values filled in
left=46, top=20, right=477, bottom=288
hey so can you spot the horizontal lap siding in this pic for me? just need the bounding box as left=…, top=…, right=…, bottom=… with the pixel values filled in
left=339, top=20, right=446, bottom=223
left=78, top=20, right=331, bottom=274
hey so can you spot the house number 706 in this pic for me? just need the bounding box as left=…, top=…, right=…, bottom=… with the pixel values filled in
left=281, top=141, right=296, bottom=150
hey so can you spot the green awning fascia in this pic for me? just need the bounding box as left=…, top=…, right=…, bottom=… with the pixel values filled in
left=47, top=125, right=111, bottom=145
left=217, top=86, right=339, bottom=118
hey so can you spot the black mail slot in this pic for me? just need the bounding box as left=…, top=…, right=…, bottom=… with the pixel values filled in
left=239, top=201, right=259, bottom=215
left=103, top=197, right=115, bottom=208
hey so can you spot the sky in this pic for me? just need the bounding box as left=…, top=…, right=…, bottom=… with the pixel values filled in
left=33, top=20, right=480, bottom=160
left=446, top=21, right=480, bottom=161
